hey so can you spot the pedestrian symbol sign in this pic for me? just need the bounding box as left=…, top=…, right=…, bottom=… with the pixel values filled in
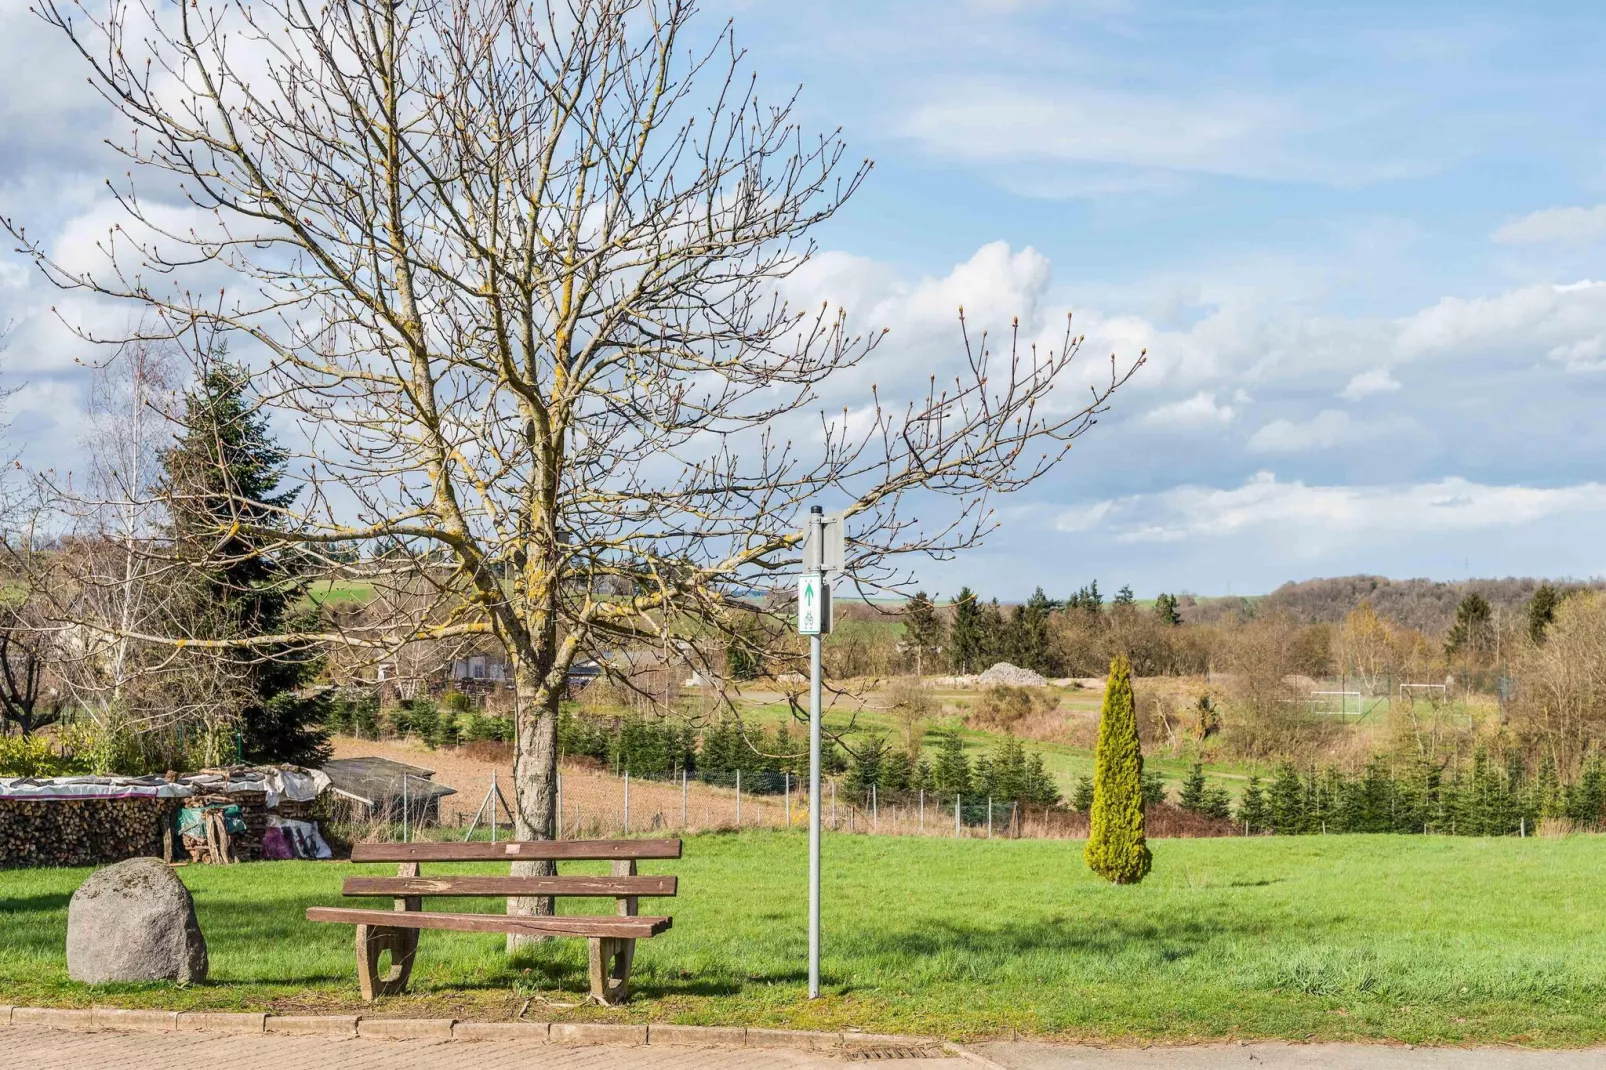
left=798, top=573, right=829, bottom=635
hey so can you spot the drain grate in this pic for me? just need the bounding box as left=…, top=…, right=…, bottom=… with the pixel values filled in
left=842, top=1045, right=945, bottom=1060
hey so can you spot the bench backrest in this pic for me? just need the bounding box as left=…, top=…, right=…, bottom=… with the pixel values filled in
left=349, top=838, right=681, bottom=863
left=342, top=874, right=676, bottom=898
left=344, top=839, right=681, bottom=913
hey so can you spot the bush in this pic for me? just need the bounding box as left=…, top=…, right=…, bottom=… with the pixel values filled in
left=460, top=709, right=513, bottom=743
left=970, top=684, right=1057, bottom=730
left=1085, top=654, right=1152, bottom=884
left=0, top=733, right=85, bottom=777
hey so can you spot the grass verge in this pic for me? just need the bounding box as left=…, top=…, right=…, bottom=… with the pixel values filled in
left=3, top=832, right=1604, bottom=1046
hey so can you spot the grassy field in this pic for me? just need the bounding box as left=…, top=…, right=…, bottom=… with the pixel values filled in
left=736, top=692, right=1253, bottom=799
left=4, top=833, right=1606, bottom=1045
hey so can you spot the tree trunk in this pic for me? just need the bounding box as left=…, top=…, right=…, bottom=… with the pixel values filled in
left=507, top=662, right=560, bottom=953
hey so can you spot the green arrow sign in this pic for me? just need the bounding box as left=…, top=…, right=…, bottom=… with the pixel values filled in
left=798, top=573, right=823, bottom=635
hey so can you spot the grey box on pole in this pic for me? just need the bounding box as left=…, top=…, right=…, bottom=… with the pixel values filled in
left=801, top=512, right=846, bottom=573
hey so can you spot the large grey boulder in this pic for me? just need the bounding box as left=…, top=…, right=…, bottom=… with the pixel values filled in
left=66, top=856, right=208, bottom=984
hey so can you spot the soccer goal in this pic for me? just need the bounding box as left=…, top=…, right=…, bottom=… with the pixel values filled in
left=1399, top=682, right=1449, bottom=704
left=1309, top=690, right=1362, bottom=718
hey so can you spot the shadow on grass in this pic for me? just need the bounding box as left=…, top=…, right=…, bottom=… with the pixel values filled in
left=0, top=893, right=72, bottom=914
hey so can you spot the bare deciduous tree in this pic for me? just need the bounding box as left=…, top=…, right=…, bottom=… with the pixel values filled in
left=0, top=598, right=65, bottom=737
left=8, top=0, right=1140, bottom=921
left=1514, top=593, right=1606, bottom=775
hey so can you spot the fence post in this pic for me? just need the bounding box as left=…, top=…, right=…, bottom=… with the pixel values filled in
left=556, top=772, right=563, bottom=840
left=682, top=769, right=688, bottom=828
left=785, top=771, right=791, bottom=827
left=624, top=771, right=631, bottom=832
left=831, top=779, right=837, bottom=830
left=955, top=794, right=961, bottom=837
left=919, top=788, right=925, bottom=833
left=736, top=770, right=742, bottom=827
left=988, top=796, right=993, bottom=838
left=872, top=784, right=878, bottom=831
left=490, top=770, right=498, bottom=844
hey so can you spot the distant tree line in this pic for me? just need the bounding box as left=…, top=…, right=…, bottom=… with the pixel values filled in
left=899, top=582, right=1199, bottom=679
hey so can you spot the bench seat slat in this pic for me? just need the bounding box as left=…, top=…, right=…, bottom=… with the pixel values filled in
left=342, top=875, right=676, bottom=898
left=306, top=906, right=671, bottom=939
left=349, top=839, right=681, bottom=863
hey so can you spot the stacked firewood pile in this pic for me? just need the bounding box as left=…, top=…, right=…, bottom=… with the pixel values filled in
left=181, top=789, right=268, bottom=864
left=0, top=797, right=181, bottom=869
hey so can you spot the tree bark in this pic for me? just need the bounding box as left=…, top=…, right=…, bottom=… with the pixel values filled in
left=507, top=662, right=560, bottom=952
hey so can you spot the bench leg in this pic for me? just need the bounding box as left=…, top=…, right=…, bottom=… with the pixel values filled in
left=356, top=923, right=418, bottom=1001
left=587, top=936, right=635, bottom=1005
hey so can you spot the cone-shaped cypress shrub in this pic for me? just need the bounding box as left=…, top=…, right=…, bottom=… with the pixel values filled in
left=1085, top=654, right=1152, bottom=884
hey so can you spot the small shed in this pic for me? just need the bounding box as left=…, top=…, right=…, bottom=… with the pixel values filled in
left=321, top=757, right=456, bottom=828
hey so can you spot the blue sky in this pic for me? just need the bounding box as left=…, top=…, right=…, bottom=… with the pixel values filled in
left=3, top=0, right=1606, bottom=598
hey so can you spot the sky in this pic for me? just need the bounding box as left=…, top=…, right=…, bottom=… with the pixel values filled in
left=2, top=0, right=1605, bottom=599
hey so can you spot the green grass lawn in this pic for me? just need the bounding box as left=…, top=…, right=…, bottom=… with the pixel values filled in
left=5, top=833, right=1605, bottom=1046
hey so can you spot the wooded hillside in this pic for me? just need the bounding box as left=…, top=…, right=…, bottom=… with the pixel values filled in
left=1184, top=575, right=1606, bottom=635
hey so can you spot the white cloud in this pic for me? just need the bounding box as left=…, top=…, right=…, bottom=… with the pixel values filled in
left=1054, top=499, right=1112, bottom=532
left=1140, top=391, right=1236, bottom=428
left=1492, top=206, right=1606, bottom=245
left=1060, top=472, right=1606, bottom=554
left=1394, top=280, right=1606, bottom=360
left=1546, top=337, right=1606, bottom=373
left=1248, top=410, right=1354, bottom=453
left=1340, top=367, right=1401, bottom=399
left=901, top=83, right=1300, bottom=181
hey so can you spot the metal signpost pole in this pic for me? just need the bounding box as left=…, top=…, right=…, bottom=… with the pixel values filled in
left=808, top=595, right=823, bottom=997
left=799, top=504, right=842, bottom=1001
left=807, top=506, right=824, bottom=1000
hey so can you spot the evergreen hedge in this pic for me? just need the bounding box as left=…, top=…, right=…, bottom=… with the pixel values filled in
left=1230, top=749, right=1606, bottom=835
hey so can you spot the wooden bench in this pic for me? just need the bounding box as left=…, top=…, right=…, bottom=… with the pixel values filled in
left=307, top=838, right=679, bottom=1005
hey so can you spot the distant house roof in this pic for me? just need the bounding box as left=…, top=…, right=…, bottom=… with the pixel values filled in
left=320, top=757, right=456, bottom=807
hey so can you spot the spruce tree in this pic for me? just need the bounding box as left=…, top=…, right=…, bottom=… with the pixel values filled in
left=1445, top=592, right=1494, bottom=660
left=1154, top=592, right=1182, bottom=626
left=1084, top=654, right=1151, bottom=884
left=1178, top=762, right=1209, bottom=811
left=1071, top=774, right=1094, bottom=812
left=1236, top=775, right=1270, bottom=833
left=1268, top=763, right=1306, bottom=833
left=948, top=588, right=983, bottom=673
left=930, top=727, right=972, bottom=796
left=1528, top=584, right=1562, bottom=643
left=159, top=357, right=331, bottom=766
left=844, top=735, right=890, bottom=797
left=1019, top=587, right=1056, bottom=675
left=978, top=598, right=1007, bottom=666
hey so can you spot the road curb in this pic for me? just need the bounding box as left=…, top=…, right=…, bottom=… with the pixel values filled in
left=2, top=1005, right=943, bottom=1052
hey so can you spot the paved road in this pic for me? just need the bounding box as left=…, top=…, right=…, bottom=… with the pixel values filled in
left=0, top=1026, right=968, bottom=1070
left=7, top=1026, right=1606, bottom=1070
